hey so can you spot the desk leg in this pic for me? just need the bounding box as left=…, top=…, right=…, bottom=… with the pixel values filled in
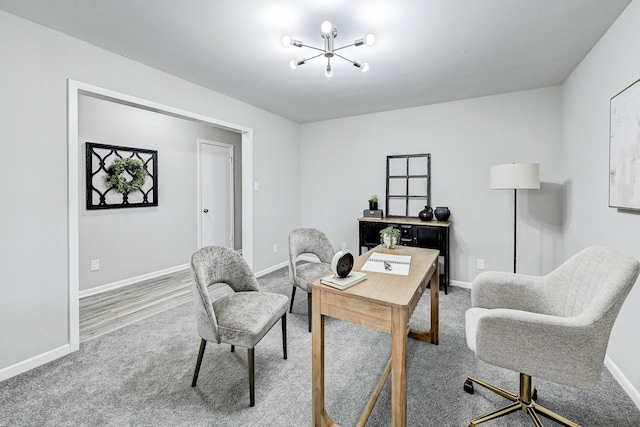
left=408, top=262, right=440, bottom=345
left=391, top=306, right=408, bottom=427
left=312, top=287, right=325, bottom=427
left=430, top=262, right=439, bottom=345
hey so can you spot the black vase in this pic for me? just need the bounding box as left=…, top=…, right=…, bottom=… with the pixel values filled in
left=434, top=206, right=450, bottom=221
left=369, top=201, right=378, bottom=210
left=418, top=206, right=433, bottom=221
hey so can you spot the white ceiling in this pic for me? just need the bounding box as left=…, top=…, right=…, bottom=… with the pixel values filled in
left=0, top=0, right=631, bottom=123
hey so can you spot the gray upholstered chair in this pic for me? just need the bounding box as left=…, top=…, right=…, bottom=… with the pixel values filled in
left=190, top=246, right=289, bottom=407
left=288, top=228, right=335, bottom=332
left=464, top=246, right=639, bottom=426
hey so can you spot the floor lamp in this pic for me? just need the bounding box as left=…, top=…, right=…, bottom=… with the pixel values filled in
left=490, top=163, right=540, bottom=273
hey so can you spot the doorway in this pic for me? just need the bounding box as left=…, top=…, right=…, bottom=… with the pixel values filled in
left=199, top=139, right=235, bottom=249
left=68, top=79, right=254, bottom=353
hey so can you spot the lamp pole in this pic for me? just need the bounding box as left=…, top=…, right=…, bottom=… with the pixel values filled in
left=513, top=189, right=517, bottom=274
left=490, top=163, right=540, bottom=275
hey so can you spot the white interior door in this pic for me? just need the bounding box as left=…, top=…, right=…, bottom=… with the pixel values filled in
left=200, top=140, right=234, bottom=249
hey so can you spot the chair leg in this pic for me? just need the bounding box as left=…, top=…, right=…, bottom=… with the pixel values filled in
left=192, top=338, right=207, bottom=387
left=533, top=403, right=580, bottom=427
left=248, top=347, right=255, bottom=407
left=231, top=345, right=235, bottom=352
left=281, top=313, right=288, bottom=360
left=307, top=291, right=312, bottom=333
left=289, top=287, right=296, bottom=313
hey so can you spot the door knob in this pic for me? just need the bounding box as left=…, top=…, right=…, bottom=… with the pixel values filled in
left=203, top=209, right=209, bottom=213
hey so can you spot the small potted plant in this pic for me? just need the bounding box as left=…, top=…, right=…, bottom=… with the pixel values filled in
left=369, top=195, right=379, bottom=210
left=380, top=226, right=401, bottom=248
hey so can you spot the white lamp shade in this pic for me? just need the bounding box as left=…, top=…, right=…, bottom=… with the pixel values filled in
left=490, top=163, right=540, bottom=190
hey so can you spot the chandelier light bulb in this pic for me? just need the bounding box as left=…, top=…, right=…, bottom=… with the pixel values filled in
left=321, top=21, right=333, bottom=35
left=290, top=59, right=307, bottom=69
left=325, top=64, right=333, bottom=78
left=365, top=34, right=376, bottom=46
left=282, top=35, right=292, bottom=47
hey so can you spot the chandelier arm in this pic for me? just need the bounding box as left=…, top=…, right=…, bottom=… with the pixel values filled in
left=305, top=52, right=325, bottom=62
left=333, top=43, right=357, bottom=52
left=299, top=44, right=326, bottom=53
left=333, top=53, right=356, bottom=64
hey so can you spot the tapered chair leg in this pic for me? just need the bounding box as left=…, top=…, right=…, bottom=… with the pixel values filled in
left=281, top=313, right=287, bottom=359
left=192, top=339, right=207, bottom=387
left=307, top=292, right=312, bottom=333
left=289, top=287, right=296, bottom=313
left=248, top=348, right=255, bottom=407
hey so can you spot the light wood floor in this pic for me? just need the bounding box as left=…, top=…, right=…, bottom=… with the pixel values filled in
left=79, top=269, right=192, bottom=342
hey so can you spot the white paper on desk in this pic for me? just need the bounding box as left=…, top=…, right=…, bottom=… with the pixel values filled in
left=362, top=252, right=411, bottom=275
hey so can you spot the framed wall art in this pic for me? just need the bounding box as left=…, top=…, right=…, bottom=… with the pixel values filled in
left=610, top=79, right=640, bottom=210
left=385, top=153, right=431, bottom=217
left=86, top=142, right=158, bottom=210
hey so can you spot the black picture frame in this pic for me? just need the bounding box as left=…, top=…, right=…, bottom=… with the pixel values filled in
left=385, top=153, right=431, bottom=218
left=86, top=142, right=158, bottom=210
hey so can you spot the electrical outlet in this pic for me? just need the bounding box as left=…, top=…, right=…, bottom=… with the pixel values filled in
left=476, top=259, right=485, bottom=270
left=254, top=182, right=260, bottom=191
left=90, top=259, right=100, bottom=271
left=272, top=243, right=278, bottom=254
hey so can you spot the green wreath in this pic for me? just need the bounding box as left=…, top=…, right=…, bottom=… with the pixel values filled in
left=105, top=158, right=147, bottom=195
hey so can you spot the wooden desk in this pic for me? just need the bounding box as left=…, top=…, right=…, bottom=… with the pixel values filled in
left=312, top=245, right=440, bottom=427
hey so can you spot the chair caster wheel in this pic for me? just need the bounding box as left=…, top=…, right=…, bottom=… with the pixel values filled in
left=532, top=388, right=538, bottom=401
left=464, top=379, right=474, bottom=394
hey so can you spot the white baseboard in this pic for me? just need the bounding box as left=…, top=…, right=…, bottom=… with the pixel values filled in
left=450, top=280, right=472, bottom=289
left=605, top=355, right=640, bottom=410
left=0, top=344, right=70, bottom=382
left=254, top=261, right=289, bottom=278
left=255, top=255, right=323, bottom=278
left=79, top=264, right=190, bottom=298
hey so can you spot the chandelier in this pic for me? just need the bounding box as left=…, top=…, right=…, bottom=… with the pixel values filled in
left=282, top=21, right=375, bottom=78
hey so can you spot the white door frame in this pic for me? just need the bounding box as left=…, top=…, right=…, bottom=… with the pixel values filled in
left=67, top=79, right=253, bottom=353
left=197, top=139, right=235, bottom=249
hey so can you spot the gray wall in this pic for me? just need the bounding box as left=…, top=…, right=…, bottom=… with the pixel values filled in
left=0, top=10, right=300, bottom=372
left=300, top=86, right=564, bottom=282
left=561, top=0, right=640, bottom=400
left=79, top=95, right=241, bottom=291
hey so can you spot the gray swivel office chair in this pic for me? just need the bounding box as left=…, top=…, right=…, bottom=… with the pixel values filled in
left=190, top=246, right=289, bottom=407
left=464, top=246, right=639, bottom=426
left=288, top=228, right=335, bottom=332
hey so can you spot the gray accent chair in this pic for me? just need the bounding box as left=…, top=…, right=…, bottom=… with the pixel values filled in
left=288, top=228, right=335, bottom=332
left=190, top=246, right=289, bottom=407
left=464, top=246, right=639, bottom=426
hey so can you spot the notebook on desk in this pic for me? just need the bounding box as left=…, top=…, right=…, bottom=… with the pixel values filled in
left=362, top=252, right=412, bottom=275
left=320, top=271, right=367, bottom=290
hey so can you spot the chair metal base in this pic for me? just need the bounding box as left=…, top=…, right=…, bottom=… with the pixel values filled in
left=465, top=373, right=580, bottom=427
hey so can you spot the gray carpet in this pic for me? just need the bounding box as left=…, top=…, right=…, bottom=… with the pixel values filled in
left=2, top=267, right=640, bottom=426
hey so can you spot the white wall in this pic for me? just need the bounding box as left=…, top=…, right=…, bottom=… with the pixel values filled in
left=79, top=95, right=241, bottom=291
left=561, top=0, right=640, bottom=402
left=0, top=10, right=300, bottom=373
left=300, top=87, right=564, bottom=283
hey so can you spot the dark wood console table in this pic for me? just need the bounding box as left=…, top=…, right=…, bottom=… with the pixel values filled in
left=358, top=217, right=451, bottom=294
